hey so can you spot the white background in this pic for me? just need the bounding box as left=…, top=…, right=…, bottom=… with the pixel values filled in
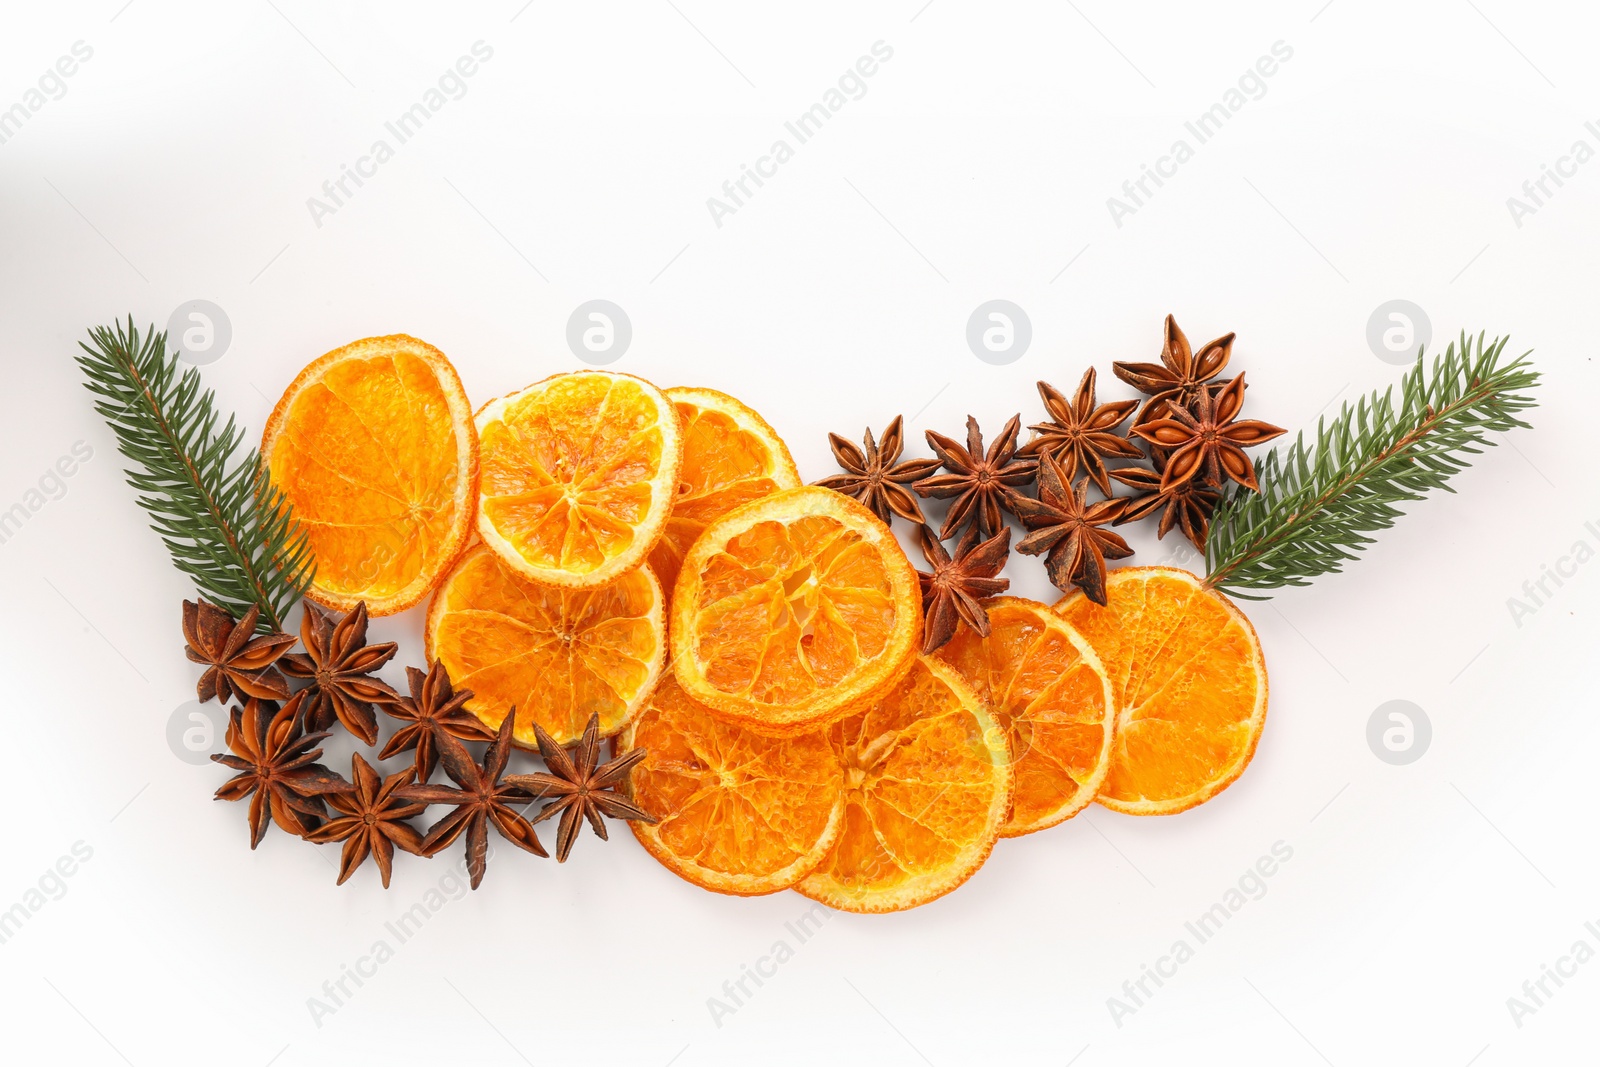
left=1, top=1, right=1596, bottom=1064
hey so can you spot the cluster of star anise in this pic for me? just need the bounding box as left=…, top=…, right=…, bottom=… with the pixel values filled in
left=814, top=315, right=1284, bottom=648
left=183, top=598, right=653, bottom=890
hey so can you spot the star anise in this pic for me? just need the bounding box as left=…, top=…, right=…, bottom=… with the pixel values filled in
left=305, top=753, right=426, bottom=888
left=182, top=600, right=294, bottom=704
left=1113, top=314, right=1235, bottom=428
left=814, top=416, right=943, bottom=525
left=398, top=710, right=546, bottom=888
left=1013, top=454, right=1133, bottom=605
left=504, top=714, right=656, bottom=863
left=211, top=693, right=350, bottom=848
left=1020, top=368, right=1143, bottom=495
left=1109, top=457, right=1221, bottom=551
left=1130, top=373, right=1285, bottom=492
left=914, top=525, right=1010, bottom=654
left=280, top=601, right=400, bottom=746
left=914, top=415, right=1038, bottom=540
left=379, top=662, right=496, bottom=782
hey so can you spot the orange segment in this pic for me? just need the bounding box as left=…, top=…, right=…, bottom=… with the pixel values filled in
left=649, top=387, right=800, bottom=597
left=261, top=335, right=477, bottom=615
left=935, top=597, right=1114, bottom=835
left=616, top=677, right=844, bottom=895
left=670, top=487, right=921, bottom=733
left=796, top=657, right=1011, bottom=913
left=426, top=544, right=664, bottom=746
left=475, top=370, right=682, bottom=588
left=1056, top=566, right=1268, bottom=815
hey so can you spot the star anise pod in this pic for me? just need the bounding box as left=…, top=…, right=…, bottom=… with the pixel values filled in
left=504, top=714, right=656, bottom=863
left=211, top=693, right=350, bottom=849
left=1130, top=373, right=1286, bottom=492
left=398, top=710, right=546, bottom=888
left=1013, top=454, right=1133, bottom=605
left=182, top=600, right=294, bottom=704
left=914, top=415, right=1038, bottom=540
left=814, top=416, right=942, bottom=525
left=914, top=525, right=1010, bottom=654
left=280, top=601, right=400, bottom=746
left=305, top=753, right=426, bottom=888
left=379, top=662, right=496, bottom=782
left=1109, top=457, right=1221, bottom=552
left=1113, top=314, right=1235, bottom=428
left=1019, top=368, right=1143, bottom=496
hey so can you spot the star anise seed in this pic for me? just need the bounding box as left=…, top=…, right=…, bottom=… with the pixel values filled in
left=1113, top=314, right=1235, bottom=428
left=504, top=713, right=656, bottom=863
left=1013, top=454, right=1133, bottom=605
left=305, top=753, right=426, bottom=888
left=1130, top=373, right=1286, bottom=492
left=182, top=600, right=294, bottom=704
left=397, top=710, right=546, bottom=889
left=914, top=524, right=1011, bottom=654
left=1109, top=459, right=1220, bottom=552
left=211, top=693, right=350, bottom=849
left=280, top=601, right=401, bottom=746
left=813, top=416, right=943, bottom=526
left=1019, top=368, right=1143, bottom=496
left=379, top=662, right=496, bottom=782
left=914, top=414, right=1038, bottom=540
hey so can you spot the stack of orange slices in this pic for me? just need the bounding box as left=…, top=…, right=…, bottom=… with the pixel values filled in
left=264, top=336, right=1270, bottom=913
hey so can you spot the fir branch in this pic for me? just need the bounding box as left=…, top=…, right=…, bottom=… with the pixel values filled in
left=77, top=317, right=315, bottom=630
left=1204, top=332, right=1539, bottom=598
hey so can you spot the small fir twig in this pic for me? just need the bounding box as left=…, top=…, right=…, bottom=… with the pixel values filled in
left=1204, top=332, right=1539, bottom=598
left=77, top=317, right=314, bottom=630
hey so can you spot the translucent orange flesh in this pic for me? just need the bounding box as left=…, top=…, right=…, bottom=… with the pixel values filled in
left=1058, top=571, right=1262, bottom=809
left=480, top=375, right=668, bottom=576
left=270, top=351, right=465, bottom=604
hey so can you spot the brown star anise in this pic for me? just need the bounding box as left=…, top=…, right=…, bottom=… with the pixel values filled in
left=1020, top=368, right=1143, bottom=495
left=211, top=693, right=349, bottom=849
left=398, top=710, right=546, bottom=889
left=280, top=601, right=400, bottom=746
left=914, top=525, right=1010, bottom=654
left=504, top=713, right=656, bottom=863
left=379, top=662, right=496, bottom=782
left=814, top=416, right=942, bottom=525
left=1109, top=457, right=1221, bottom=552
left=1113, top=314, right=1235, bottom=428
left=305, top=753, right=426, bottom=888
left=1013, top=453, right=1133, bottom=605
left=1130, top=373, right=1285, bottom=492
left=914, top=415, right=1038, bottom=540
left=182, top=600, right=294, bottom=704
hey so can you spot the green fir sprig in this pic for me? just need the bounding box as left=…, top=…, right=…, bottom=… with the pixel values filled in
left=1204, top=332, right=1539, bottom=598
left=77, top=318, right=314, bottom=630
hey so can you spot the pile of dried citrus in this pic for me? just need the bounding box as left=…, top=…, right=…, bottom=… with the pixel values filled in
left=261, top=334, right=1268, bottom=913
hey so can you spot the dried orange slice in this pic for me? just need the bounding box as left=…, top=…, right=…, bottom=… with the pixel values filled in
left=616, top=676, right=844, bottom=895
left=1056, top=566, right=1267, bottom=815
left=934, top=597, right=1114, bottom=836
left=475, top=370, right=682, bottom=589
left=648, top=387, right=800, bottom=598
left=425, top=543, right=664, bottom=746
left=670, top=486, right=921, bottom=733
left=796, top=657, right=1011, bottom=913
left=261, top=335, right=477, bottom=616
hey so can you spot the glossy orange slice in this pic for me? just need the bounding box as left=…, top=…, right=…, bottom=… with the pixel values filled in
left=475, top=370, right=682, bottom=588
left=796, top=657, right=1011, bottom=913
left=616, top=677, right=844, bottom=895
left=648, top=387, right=800, bottom=597
left=261, top=335, right=477, bottom=615
left=670, top=486, right=921, bottom=734
left=426, top=544, right=664, bottom=746
left=1056, top=566, right=1268, bottom=815
left=934, top=597, right=1114, bottom=835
